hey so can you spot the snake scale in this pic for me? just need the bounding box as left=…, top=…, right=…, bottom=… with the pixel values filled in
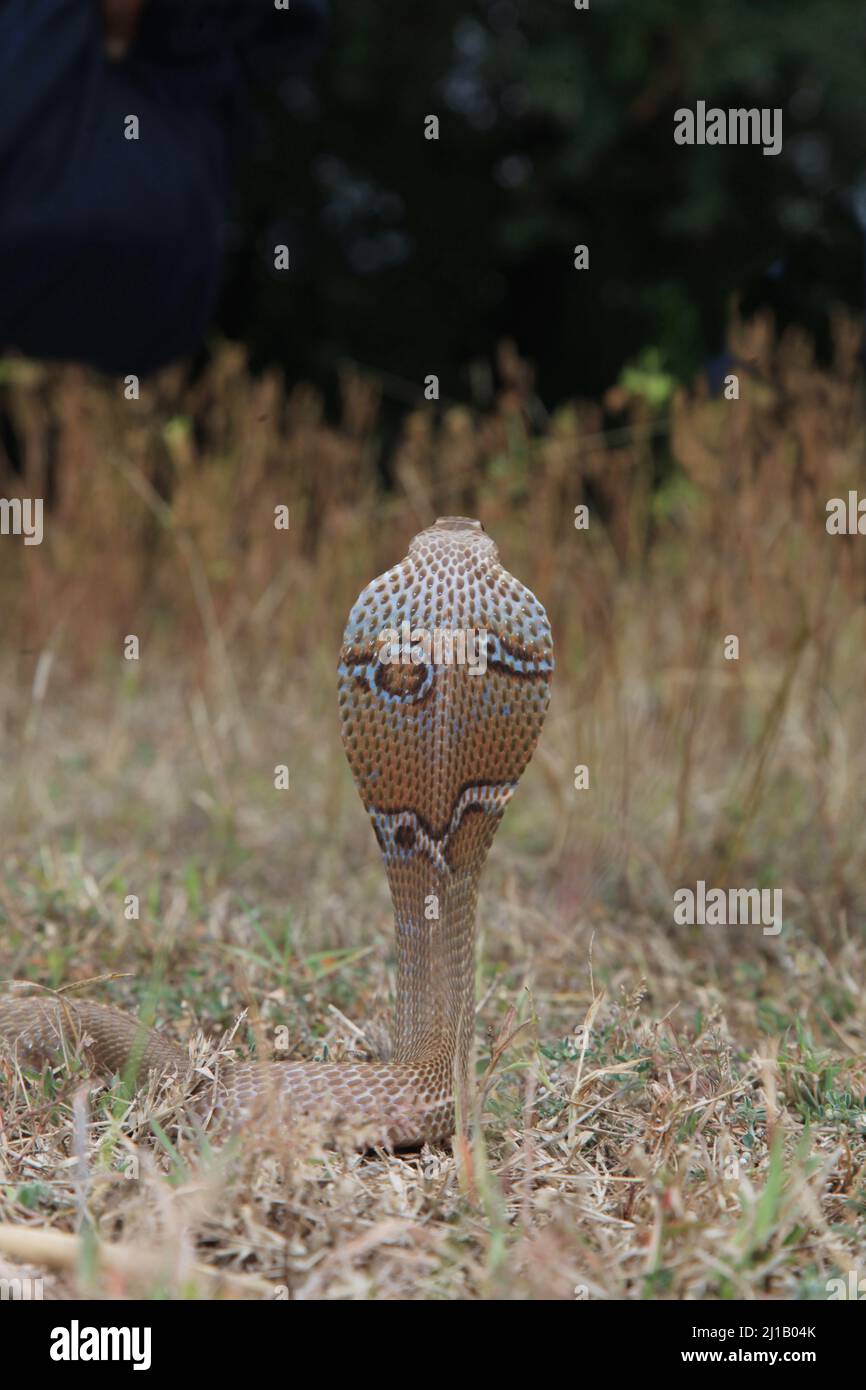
left=0, top=518, right=553, bottom=1147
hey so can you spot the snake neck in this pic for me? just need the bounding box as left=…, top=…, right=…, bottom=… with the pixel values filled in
left=389, top=866, right=479, bottom=1075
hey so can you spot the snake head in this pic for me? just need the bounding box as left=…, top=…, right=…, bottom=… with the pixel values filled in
left=337, top=517, right=553, bottom=859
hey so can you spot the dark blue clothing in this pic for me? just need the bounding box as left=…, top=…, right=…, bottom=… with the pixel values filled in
left=0, top=0, right=326, bottom=375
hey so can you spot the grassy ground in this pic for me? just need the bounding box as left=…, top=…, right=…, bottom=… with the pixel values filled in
left=1, top=320, right=865, bottom=1298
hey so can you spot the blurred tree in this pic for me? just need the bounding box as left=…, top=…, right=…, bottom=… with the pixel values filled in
left=220, top=0, right=866, bottom=407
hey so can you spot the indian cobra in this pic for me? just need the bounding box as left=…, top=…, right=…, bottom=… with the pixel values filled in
left=0, top=518, right=553, bottom=1147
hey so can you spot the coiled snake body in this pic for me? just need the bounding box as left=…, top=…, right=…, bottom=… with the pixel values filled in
left=0, top=519, right=553, bottom=1146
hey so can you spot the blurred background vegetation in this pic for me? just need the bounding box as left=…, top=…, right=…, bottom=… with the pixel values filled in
left=219, top=0, right=866, bottom=417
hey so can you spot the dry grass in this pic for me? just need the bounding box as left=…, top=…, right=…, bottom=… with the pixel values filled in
left=1, top=314, right=865, bottom=1299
